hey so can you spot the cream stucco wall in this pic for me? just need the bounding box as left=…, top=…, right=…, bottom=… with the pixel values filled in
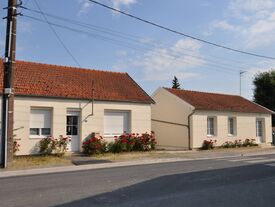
left=13, top=96, right=151, bottom=155
left=151, top=88, right=194, bottom=149
left=191, top=110, right=273, bottom=148
left=151, top=88, right=273, bottom=149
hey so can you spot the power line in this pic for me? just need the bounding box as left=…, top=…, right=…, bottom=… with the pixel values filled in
left=21, top=14, right=238, bottom=76
left=21, top=8, right=248, bottom=72
left=22, top=6, right=264, bottom=71
left=87, top=0, right=275, bottom=60
left=33, top=0, right=81, bottom=67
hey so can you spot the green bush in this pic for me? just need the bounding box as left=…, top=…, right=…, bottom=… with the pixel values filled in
left=39, top=136, right=70, bottom=155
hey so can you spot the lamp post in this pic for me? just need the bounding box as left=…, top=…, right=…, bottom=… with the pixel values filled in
left=239, top=71, right=246, bottom=96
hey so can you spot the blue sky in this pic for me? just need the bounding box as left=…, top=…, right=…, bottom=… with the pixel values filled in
left=1, top=0, right=275, bottom=100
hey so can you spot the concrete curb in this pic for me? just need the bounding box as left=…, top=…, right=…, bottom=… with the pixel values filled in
left=0, top=150, right=274, bottom=179
left=0, top=158, right=192, bottom=179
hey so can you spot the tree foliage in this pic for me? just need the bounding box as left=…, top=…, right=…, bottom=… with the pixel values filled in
left=172, top=76, right=181, bottom=89
left=253, top=70, right=275, bottom=126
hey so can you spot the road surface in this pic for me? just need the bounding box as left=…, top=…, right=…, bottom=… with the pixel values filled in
left=1, top=154, right=275, bottom=207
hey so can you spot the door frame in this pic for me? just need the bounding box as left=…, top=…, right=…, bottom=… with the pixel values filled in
left=256, top=118, right=264, bottom=143
left=66, top=109, right=81, bottom=152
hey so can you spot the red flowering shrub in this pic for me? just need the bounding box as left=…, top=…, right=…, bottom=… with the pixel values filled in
left=82, top=134, right=107, bottom=155
left=39, top=135, right=71, bottom=155
left=201, top=139, right=217, bottom=150
left=110, top=132, right=157, bottom=153
left=82, top=132, right=157, bottom=155
left=242, top=138, right=258, bottom=147
left=222, top=139, right=258, bottom=148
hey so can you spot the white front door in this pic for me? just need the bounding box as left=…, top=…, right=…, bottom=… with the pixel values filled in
left=66, top=111, right=80, bottom=152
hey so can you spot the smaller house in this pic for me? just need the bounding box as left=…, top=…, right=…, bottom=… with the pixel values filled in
left=152, top=87, right=274, bottom=149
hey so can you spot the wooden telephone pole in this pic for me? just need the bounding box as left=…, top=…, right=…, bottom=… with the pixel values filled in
left=1, top=0, right=19, bottom=168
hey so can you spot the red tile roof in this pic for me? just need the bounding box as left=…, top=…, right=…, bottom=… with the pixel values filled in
left=165, top=88, right=273, bottom=114
left=0, top=60, right=154, bottom=104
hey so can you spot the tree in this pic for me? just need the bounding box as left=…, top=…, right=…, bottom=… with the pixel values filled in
left=172, top=76, right=181, bottom=89
left=253, top=70, right=275, bottom=126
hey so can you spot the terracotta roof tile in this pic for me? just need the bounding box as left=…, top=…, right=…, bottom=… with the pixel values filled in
left=0, top=60, right=154, bottom=104
left=165, top=88, right=273, bottom=114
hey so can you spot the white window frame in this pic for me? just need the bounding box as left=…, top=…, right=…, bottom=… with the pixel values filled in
left=104, top=110, right=131, bottom=138
left=228, top=117, right=236, bottom=136
left=207, top=117, right=216, bottom=136
left=29, top=108, right=52, bottom=139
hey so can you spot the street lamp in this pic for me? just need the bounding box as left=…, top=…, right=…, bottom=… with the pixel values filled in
left=240, top=71, right=246, bottom=96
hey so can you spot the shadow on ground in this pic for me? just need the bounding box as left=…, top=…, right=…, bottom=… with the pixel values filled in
left=71, top=154, right=113, bottom=165
left=54, top=163, right=275, bottom=207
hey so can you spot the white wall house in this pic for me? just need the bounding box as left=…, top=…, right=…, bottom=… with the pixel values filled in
left=0, top=60, right=153, bottom=155
left=152, top=87, right=274, bottom=149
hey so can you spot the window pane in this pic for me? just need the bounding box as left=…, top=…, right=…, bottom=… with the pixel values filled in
left=30, top=128, right=39, bottom=135
left=67, top=116, right=73, bottom=125
left=41, top=128, right=51, bottom=135
left=66, top=126, right=78, bottom=135
left=72, top=126, right=78, bottom=135
left=256, top=120, right=263, bottom=137
left=67, top=116, right=78, bottom=125
left=66, top=126, right=72, bottom=135
left=207, top=117, right=214, bottom=135
left=229, top=118, right=234, bottom=134
left=72, top=116, right=78, bottom=125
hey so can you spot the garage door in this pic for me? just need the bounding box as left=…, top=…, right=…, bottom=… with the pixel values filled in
left=104, top=111, right=130, bottom=137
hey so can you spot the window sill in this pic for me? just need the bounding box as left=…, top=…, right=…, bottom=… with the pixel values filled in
left=29, top=136, right=50, bottom=139
left=228, top=134, right=236, bottom=137
left=104, top=135, right=120, bottom=138
left=207, top=134, right=215, bottom=137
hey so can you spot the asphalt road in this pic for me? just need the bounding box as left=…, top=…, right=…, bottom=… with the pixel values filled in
left=1, top=154, right=275, bottom=207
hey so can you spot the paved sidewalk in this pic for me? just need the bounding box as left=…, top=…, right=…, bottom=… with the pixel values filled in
left=0, top=147, right=275, bottom=179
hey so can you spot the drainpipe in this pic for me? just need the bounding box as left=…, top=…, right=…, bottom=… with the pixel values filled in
left=188, top=110, right=195, bottom=150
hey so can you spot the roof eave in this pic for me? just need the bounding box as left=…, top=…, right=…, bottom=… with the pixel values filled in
left=6, top=94, right=153, bottom=105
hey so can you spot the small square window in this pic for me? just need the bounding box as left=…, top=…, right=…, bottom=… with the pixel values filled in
left=30, top=128, right=39, bottom=135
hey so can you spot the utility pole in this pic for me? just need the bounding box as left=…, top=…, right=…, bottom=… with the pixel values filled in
left=1, top=0, right=20, bottom=168
left=239, top=71, right=246, bottom=96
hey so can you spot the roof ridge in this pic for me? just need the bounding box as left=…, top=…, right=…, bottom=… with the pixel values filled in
left=12, top=59, right=127, bottom=75
left=164, top=87, right=240, bottom=97
left=163, top=87, right=272, bottom=114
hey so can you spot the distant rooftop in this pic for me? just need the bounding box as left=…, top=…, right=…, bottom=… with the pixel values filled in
left=165, top=88, right=273, bottom=114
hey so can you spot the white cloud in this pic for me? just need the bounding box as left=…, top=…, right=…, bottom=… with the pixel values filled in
left=208, top=0, right=275, bottom=49
left=212, top=20, right=240, bottom=32
left=243, top=12, right=275, bottom=48
left=124, top=39, right=205, bottom=81
left=77, top=0, right=93, bottom=15
left=77, top=0, right=137, bottom=15
left=228, top=0, right=275, bottom=20
left=111, top=0, right=137, bottom=10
